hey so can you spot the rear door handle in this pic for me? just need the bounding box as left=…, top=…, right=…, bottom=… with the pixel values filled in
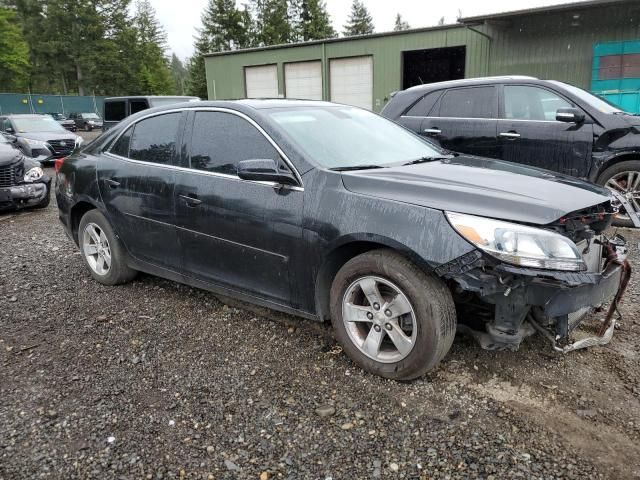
left=424, top=128, right=442, bottom=135
left=499, top=131, right=521, bottom=139
left=178, top=194, right=202, bottom=207
left=105, top=178, right=121, bottom=189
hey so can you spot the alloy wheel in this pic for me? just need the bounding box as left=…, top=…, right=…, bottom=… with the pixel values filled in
left=341, top=276, right=417, bottom=363
left=82, top=223, right=112, bottom=276
left=606, top=170, right=640, bottom=221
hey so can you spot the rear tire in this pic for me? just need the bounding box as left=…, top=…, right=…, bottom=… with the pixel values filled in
left=329, top=249, right=456, bottom=380
left=596, top=160, right=640, bottom=228
left=78, top=209, right=137, bottom=285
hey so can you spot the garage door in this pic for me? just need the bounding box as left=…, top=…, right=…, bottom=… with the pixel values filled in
left=329, top=56, right=373, bottom=110
left=285, top=61, right=322, bottom=100
left=245, top=64, right=278, bottom=98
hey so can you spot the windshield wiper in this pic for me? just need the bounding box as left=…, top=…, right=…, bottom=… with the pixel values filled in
left=401, top=155, right=456, bottom=166
left=329, top=165, right=386, bottom=171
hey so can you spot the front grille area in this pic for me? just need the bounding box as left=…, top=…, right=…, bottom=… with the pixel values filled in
left=47, top=139, right=75, bottom=157
left=0, top=162, right=19, bottom=188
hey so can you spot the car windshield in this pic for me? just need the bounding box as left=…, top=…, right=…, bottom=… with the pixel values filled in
left=552, top=81, right=624, bottom=114
left=12, top=116, right=67, bottom=133
left=267, top=106, right=444, bottom=169
left=82, top=113, right=101, bottom=119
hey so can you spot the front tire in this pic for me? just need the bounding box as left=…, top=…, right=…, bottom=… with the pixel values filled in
left=597, top=160, right=640, bottom=228
left=78, top=209, right=137, bottom=285
left=33, top=184, right=50, bottom=209
left=330, top=249, right=456, bottom=380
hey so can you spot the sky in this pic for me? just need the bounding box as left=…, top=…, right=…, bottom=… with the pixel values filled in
left=151, top=0, right=588, bottom=61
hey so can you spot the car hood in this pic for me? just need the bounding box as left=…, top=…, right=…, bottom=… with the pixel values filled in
left=0, top=142, right=22, bottom=166
left=340, top=155, right=612, bottom=225
left=16, top=131, right=78, bottom=141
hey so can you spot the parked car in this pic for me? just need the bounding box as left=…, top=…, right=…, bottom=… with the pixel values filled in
left=0, top=114, right=82, bottom=164
left=46, top=112, right=77, bottom=132
left=56, top=100, right=629, bottom=380
left=0, top=133, right=51, bottom=211
left=68, top=112, right=103, bottom=131
left=103, top=96, right=199, bottom=130
left=382, top=76, right=640, bottom=227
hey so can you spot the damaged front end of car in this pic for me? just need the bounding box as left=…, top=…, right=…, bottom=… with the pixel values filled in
left=436, top=200, right=631, bottom=353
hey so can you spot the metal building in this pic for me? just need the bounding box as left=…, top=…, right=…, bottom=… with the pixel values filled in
left=204, top=0, right=640, bottom=112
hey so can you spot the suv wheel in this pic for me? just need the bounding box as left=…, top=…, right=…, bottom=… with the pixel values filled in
left=78, top=209, right=137, bottom=285
left=597, top=160, right=640, bottom=228
left=330, top=249, right=456, bottom=380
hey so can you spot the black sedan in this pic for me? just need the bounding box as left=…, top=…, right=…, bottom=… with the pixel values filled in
left=56, top=100, right=629, bottom=380
left=0, top=133, right=51, bottom=211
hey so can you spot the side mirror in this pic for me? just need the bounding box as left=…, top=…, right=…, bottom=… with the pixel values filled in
left=5, top=127, right=14, bottom=134
left=556, top=107, right=585, bottom=123
left=237, top=158, right=297, bottom=186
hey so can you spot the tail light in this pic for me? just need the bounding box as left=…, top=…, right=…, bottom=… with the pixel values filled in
left=54, top=157, right=66, bottom=172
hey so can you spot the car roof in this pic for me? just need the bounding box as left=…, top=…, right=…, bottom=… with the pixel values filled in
left=2, top=114, right=52, bottom=118
left=405, top=75, right=541, bottom=93
left=104, top=95, right=199, bottom=101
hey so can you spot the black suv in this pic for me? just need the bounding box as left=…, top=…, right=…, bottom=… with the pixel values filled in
left=68, top=112, right=103, bottom=131
left=382, top=76, right=640, bottom=227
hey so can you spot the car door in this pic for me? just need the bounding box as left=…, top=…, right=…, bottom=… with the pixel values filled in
left=497, top=84, right=594, bottom=177
left=173, top=109, right=303, bottom=304
left=98, top=111, right=185, bottom=271
left=421, top=86, right=500, bottom=158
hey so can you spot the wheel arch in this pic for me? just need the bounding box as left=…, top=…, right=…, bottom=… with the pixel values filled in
left=314, top=235, right=431, bottom=322
left=593, top=151, right=640, bottom=183
left=69, top=199, right=101, bottom=246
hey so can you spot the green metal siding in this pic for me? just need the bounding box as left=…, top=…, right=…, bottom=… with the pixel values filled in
left=487, top=4, right=640, bottom=89
left=204, top=2, right=639, bottom=111
left=205, top=26, right=490, bottom=112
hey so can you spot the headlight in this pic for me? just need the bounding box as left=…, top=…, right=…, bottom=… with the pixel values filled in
left=22, top=138, right=48, bottom=148
left=446, top=212, right=586, bottom=271
left=24, top=167, right=44, bottom=182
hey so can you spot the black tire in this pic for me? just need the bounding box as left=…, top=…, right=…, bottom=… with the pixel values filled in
left=596, top=160, right=640, bottom=228
left=86, top=124, right=92, bottom=132
left=78, top=209, right=137, bottom=285
left=329, top=249, right=456, bottom=381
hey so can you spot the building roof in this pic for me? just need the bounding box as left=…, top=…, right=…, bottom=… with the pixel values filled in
left=459, top=0, right=631, bottom=23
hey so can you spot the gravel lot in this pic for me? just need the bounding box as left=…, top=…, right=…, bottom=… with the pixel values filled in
left=1, top=141, right=639, bottom=479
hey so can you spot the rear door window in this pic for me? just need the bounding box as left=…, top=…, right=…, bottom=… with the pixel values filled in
left=189, top=111, right=280, bottom=175
left=129, top=113, right=181, bottom=164
left=130, top=100, right=149, bottom=115
left=439, top=86, right=497, bottom=118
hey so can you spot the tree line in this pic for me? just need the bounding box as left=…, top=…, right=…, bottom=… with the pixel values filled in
left=0, top=0, right=412, bottom=98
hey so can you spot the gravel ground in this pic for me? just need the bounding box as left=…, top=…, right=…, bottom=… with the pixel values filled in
left=1, top=159, right=639, bottom=479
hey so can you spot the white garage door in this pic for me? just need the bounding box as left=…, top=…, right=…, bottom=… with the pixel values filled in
left=329, top=56, right=373, bottom=110
left=285, top=61, right=323, bottom=100
left=245, top=64, right=278, bottom=98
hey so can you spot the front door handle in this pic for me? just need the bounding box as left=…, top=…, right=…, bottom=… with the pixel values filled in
left=178, top=194, right=202, bottom=207
left=424, top=128, right=442, bottom=135
left=499, top=131, right=521, bottom=139
left=105, top=178, right=121, bottom=189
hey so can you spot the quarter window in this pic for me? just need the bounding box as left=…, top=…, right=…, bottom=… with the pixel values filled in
left=189, top=111, right=280, bottom=175
left=104, top=101, right=126, bottom=122
left=504, top=85, right=573, bottom=121
left=129, top=113, right=181, bottom=164
left=439, top=87, right=496, bottom=118
left=405, top=91, right=442, bottom=117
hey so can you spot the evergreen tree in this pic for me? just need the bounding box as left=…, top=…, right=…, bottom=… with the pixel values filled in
left=252, top=0, right=292, bottom=46
left=393, top=13, right=410, bottom=31
left=170, top=53, right=188, bottom=95
left=133, top=0, right=173, bottom=94
left=343, top=0, right=374, bottom=37
left=299, top=0, right=335, bottom=41
left=187, top=0, right=253, bottom=98
left=0, top=7, right=30, bottom=92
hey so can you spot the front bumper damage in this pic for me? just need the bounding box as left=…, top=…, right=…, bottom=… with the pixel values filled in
left=437, top=234, right=630, bottom=353
left=0, top=180, right=50, bottom=211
